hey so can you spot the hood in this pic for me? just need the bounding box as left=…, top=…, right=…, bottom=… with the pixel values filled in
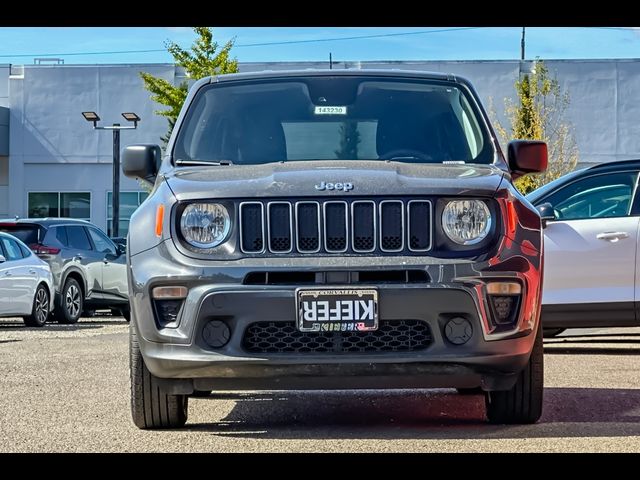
left=164, top=160, right=506, bottom=201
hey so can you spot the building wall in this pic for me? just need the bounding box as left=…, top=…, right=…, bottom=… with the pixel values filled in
left=7, top=64, right=177, bottom=229
left=3, top=59, right=640, bottom=231
left=0, top=65, right=9, bottom=108
left=0, top=65, right=8, bottom=217
left=0, top=154, right=7, bottom=217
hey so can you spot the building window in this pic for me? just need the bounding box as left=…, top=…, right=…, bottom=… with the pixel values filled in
left=28, top=192, right=91, bottom=220
left=106, top=191, right=149, bottom=237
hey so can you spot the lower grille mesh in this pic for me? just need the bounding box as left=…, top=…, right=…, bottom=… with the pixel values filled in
left=242, top=320, right=432, bottom=354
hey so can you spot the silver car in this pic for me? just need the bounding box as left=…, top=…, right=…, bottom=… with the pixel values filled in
left=0, top=218, right=129, bottom=324
left=0, top=231, right=54, bottom=327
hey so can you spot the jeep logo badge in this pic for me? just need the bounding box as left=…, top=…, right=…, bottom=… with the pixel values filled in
left=315, top=181, right=354, bottom=192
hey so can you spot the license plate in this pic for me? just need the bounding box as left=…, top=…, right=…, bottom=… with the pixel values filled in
left=296, top=288, right=378, bottom=332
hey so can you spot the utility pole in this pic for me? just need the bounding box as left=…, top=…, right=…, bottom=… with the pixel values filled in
left=112, top=124, right=121, bottom=238
left=521, top=27, right=526, bottom=60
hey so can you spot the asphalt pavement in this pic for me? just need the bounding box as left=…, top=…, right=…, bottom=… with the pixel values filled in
left=1, top=314, right=639, bottom=452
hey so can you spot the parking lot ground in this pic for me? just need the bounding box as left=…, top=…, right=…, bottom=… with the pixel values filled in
left=1, top=316, right=640, bottom=452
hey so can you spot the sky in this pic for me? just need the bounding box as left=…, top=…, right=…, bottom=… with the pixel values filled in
left=0, top=27, right=639, bottom=64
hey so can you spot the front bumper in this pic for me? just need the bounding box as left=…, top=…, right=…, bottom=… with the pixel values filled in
left=129, top=238, right=542, bottom=392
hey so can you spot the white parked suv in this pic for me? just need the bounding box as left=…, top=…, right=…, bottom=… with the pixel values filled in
left=527, top=159, right=640, bottom=335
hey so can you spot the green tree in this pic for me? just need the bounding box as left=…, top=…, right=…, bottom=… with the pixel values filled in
left=140, top=27, right=239, bottom=146
left=334, top=121, right=361, bottom=159
left=492, top=59, right=579, bottom=194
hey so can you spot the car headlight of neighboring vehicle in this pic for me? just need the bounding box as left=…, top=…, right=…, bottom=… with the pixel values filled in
left=180, top=203, right=231, bottom=249
left=442, top=199, right=492, bottom=245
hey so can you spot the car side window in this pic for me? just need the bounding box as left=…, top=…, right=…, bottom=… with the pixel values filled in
left=87, top=228, right=117, bottom=256
left=55, top=226, right=69, bottom=247
left=66, top=226, right=92, bottom=251
left=42, top=226, right=68, bottom=249
left=18, top=242, right=32, bottom=258
left=543, top=172, right=639, bottom=220
left=0, top=237, right=24, bottom=261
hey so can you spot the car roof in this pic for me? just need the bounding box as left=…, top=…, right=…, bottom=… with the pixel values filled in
left=207, top=68, right=471, bottom=87
left=586, top=158, right=640, bottom=172
left=526, top=159, right=640, bottom=204
left=0, top=218, right=93, bottom=227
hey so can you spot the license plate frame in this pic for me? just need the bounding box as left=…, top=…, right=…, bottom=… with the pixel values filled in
left=295, top=287, right=379, bottom=333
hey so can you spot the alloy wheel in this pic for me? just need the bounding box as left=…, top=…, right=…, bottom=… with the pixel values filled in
left=65, top=284, right=80, bottom=318
left=35, top=288, right=49, bottom=325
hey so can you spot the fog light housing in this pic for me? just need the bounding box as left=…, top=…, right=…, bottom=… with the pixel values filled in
left=152, top=286, right=187, bottom=328
left=487, top=282, right=521, bottom=328
left=153, top=299, right=184, bottom=328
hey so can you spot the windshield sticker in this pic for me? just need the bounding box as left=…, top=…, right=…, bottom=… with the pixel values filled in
left=314, top=106, right=347, bottom=115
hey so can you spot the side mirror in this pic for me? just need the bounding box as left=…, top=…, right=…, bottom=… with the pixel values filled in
left=536, top=202, right=556, bottom=228
left=0, top=254, right=5, bottom=263
left=122, top=144, right=161, bottom=187
left=117, top=243, right=127, bottom=255
left=508, top=140, right=548, bottom=180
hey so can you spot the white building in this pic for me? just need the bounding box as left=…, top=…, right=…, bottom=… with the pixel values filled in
left=1, top=59, right=639, bottom=233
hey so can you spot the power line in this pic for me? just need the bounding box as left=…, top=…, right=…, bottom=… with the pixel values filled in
left=0, top=27, right=484, bottom=58
left=236, top=27, right=483, bottom=47
left=0, top=26, right=637, bottom=60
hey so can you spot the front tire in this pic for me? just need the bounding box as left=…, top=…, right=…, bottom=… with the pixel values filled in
left=130, top=325, right=188, bottom=429
left=485, top=325, right=544, bottom=424
left=56, top=278, right=83, bottom=324
left=23, top=284, right=50, bottom=327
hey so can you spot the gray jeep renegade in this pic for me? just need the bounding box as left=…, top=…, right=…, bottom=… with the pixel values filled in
left=123, top=70, right=548, bottom=429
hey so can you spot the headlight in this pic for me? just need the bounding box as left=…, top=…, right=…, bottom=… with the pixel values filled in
left=442, top=200, right=492, bottom=245
left=180, top=203, right=231, bottom=249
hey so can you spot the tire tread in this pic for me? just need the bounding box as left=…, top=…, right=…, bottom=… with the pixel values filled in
left=130, top=325, right=188, bottom=429
left=486, top=325, right=544, bottom=424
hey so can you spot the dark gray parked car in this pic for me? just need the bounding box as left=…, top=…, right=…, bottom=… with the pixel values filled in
left=0, top=218, right=129, bottom=323
left=123, top=69, right=547, bottom=429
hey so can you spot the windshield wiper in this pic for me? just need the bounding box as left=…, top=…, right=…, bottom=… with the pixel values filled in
left=174, top=159, right=234, bottom=166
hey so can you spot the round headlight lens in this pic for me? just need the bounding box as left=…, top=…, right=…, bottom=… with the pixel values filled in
left=180, top=203, right=230, bottom=249
left=442, top=200, right=492, bottom=245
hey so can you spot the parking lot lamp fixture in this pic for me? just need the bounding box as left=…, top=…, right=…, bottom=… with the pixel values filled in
left=82, top=111, right=140, bottom=237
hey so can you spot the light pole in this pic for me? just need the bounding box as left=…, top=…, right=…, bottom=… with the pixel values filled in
left=82, top=111, right=140, bottom=238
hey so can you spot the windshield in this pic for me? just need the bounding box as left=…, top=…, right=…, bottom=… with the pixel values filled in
left=525, top=168, right=586, bottom=204
left=173, top=76, right=494, bottom=166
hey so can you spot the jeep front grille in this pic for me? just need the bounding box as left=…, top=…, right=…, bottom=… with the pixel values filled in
left=239, top=198, right=432, bottom=255
left=242, top=320, right=433, bottom=354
